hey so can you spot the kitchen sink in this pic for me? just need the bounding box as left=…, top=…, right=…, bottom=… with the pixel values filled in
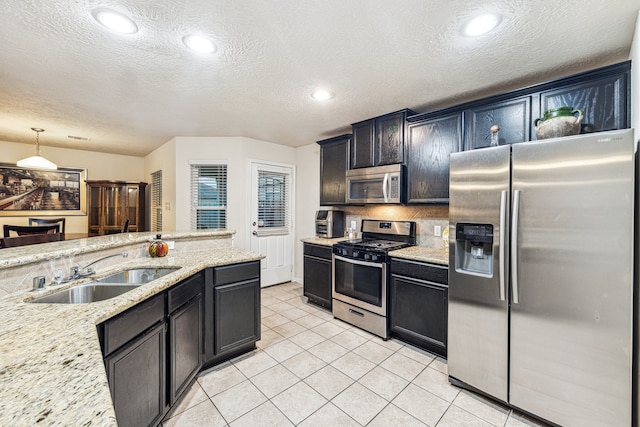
left=30, top=267, right=181, bottom=304
left=30, top=283, right=142, bottom=304
left=95, top=267, right=181, bottom=285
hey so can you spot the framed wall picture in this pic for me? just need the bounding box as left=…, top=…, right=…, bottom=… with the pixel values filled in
left=0, top=164, right=87, bottom=216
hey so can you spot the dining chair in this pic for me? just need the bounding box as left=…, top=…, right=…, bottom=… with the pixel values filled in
left=3, top=224, right=61, bottom=237
left=121, top=218, right=130, bottom=233
left=0, top=233, right=63, bottom=248
left=28, top=217, right=66, bottom=234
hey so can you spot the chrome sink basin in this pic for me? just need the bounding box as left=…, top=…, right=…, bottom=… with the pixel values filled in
left=30, top=283, right=142, bottom=304
left=95, top=267, right=181, bottom=285
left=30, top=267, right=181, bottom=304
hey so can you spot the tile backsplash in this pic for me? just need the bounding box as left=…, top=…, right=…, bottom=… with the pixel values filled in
left=340, top=205, right=449, bottom=248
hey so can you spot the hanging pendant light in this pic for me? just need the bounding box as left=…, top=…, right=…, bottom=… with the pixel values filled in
left=17, top=128, right=57, bottom=170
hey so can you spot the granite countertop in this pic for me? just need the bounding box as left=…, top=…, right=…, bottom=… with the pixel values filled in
left=389, top=246, right=449, bottom=266
left=302, top=237, right=449, bottom=266
left=300, top=236, right=350, bottom=246
left=0, top=230, right=235, bottom=269
left=0, top=247, right=262, bottom=427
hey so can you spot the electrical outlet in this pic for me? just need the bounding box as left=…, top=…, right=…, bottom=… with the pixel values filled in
left=350, top=220, right=357, bottom=230
left=165, top=201, right=172, bottom=210
left=167, top=241, right=175, bottom=250
left=434, top=225, right=442, bottom=237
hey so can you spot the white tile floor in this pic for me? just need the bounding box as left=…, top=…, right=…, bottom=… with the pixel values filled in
left=162, top=282, right=549, bottom=427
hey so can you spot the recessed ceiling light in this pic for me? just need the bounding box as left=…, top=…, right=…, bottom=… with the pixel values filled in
left=183, top=35, right=217, bottom=54
left=92, top=8, right=138, bottom=35
left=463, top=13, right=500, bottom=37
left=311, top=89, right=334, bottom=101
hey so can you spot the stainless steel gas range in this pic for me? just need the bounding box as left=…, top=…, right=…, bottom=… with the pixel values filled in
left=332, top=219, right=416, bottom=339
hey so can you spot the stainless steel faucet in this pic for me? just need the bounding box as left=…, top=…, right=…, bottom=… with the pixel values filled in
left=52, top=252, right=128, bottom=285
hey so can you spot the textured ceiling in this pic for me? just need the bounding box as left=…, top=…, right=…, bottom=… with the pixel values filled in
left=0, top=0, right=638, bottom=156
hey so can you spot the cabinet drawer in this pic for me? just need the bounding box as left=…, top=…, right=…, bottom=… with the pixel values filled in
left=391, top=259, right=448, bottom=285
left=168, top=272, right=203, bottom=313
left=214, top=261, right=260, bottom=286
left=102, top=292, right=165, bottom=356
left=303, top=243, right=332, bottom=260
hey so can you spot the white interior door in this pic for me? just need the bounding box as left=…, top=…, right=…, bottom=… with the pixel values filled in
left=250, top=161, right=294, bottom=287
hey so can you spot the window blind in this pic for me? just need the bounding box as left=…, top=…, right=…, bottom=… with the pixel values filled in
left=191, top=164, right=227, bottom=229
left=256, top=170, right=289, bottom=236
left=150, top=170, right=162, bottom=232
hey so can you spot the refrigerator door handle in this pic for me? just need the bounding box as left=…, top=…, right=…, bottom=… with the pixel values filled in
left=511, top=189, right=521, bottom=304
left=499, top=190, right=507, bottom=301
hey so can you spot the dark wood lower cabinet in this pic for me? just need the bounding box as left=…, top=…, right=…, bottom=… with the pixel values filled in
left=204, top=261, right=261, bottom=367
left=105, top=322, right=166, bottom=427
left=169, top=294, right=203, bottom=404
left=303, top=243, right=333, bottom=309
left=390, top=258, right=448, bottom=358
left=167, top=273, right=204, bottom=405
left=214, top=279, right=260, bottom=354
left=99, top=261, right=260, bottom=426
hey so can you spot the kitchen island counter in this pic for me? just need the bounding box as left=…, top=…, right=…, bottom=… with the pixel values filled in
left=0, top=242, right=263, bottom=426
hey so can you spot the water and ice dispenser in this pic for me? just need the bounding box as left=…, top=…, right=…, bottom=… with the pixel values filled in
left=454, top=223, right=494, bottom=277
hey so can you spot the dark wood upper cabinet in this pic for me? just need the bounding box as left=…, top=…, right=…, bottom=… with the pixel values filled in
left=317, top=61, right=629, bottom=206
left=539, top=72, right=629, bottom=134
left=351, top=121, right=375, bottom=168
left=376, top=110, right=409, bottom=166
left=465, top=96, right=533, bottom=150
left=406, top=113, right=462, bottom=204
left=317, top=134, right=350, bottom=205
left=351, top=109, right=416, bottom=168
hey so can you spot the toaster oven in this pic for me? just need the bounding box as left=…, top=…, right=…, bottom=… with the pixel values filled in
left=315, top=210, right=344, bottom=238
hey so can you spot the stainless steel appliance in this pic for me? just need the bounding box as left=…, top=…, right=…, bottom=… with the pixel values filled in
left=315, top=210, right=344, bottom=238
left=448, top=129, right=636, bottom=427
left=332, top=219, right=416, bottom=338
left=346, top=164, right=404, bottom=204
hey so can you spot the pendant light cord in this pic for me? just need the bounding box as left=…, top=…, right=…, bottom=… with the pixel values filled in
left=31, top=127, right=45, bottom=156
left=35, top=130, right=41, bottom=156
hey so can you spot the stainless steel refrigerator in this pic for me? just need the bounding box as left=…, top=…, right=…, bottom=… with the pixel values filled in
left=448, top=129, right=636, bottom=427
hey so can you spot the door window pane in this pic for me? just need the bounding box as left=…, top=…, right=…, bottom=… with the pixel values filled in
left=256, top=170, right=289, bottom=236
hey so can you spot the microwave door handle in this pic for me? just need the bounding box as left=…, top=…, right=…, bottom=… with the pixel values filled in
left=383, top=173, right=389, bottom=202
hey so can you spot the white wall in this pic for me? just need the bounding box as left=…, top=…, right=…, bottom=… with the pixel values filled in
left=167, top=136, right=297, bottom=250
left=143, top=138, right=177, bottom=231
left=0, top=140, right=144, bottom=234
left=293, top=143, right=321, bottom=282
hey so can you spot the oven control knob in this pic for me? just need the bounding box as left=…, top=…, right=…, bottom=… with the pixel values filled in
left=371, top=254, right=378, bottom=261
left=341, top=249, right=348, bottom=256
left=353, top=251, right=359, bottom=258
left=364, top=254, right=371, bottom=260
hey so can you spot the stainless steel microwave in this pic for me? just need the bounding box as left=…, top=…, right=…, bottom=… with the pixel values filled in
left=346, top=164, right=405, bottom=204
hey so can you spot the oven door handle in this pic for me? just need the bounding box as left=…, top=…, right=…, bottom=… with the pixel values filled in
left=334, top=254, right=385, bottom=269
